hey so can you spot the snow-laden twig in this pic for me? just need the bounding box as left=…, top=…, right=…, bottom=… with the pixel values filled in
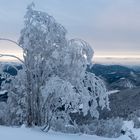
left=0, top=38, right=21, bottom=47
left=0, top=54, right=24, bottom=64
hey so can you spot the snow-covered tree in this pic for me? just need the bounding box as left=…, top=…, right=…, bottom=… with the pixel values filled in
left=1, top=3, right=109, bottom=129
left=18, top=3, right=68, bottom=126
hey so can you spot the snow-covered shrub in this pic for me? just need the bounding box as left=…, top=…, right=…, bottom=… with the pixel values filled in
left=51, top=117, right=123, bottom=137
left=133, top=116, right=140, bottom=128
left=0, top=102, right=8, bottom=125
left=1, top=70, right=27, bottom=126
left=129, top=109, right=140, bottom=119
left=51, top=117, right=79, bottom=134
left=79, top=117, right=123, bottom=138
left=126, top=129, right=138, bottom=140
left=128, top=109, right=140, bottom=128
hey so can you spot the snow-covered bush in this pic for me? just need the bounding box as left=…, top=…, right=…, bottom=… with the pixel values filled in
left=132, top=116, right=140, bottom=128
left=79, top=117, right=123, bottom=138
left=128, top=109, right=140, bottom=128
left=129, top=109, right=140, bottom=119
left=1, top=70, right=26, bottom=126
left=0, top=102, right=8, bottom=125
left=126, top=129, right=138, bottom=140
left=51, top=116, right=79, bottom=134
left=50, top=117, right=123, bottom=137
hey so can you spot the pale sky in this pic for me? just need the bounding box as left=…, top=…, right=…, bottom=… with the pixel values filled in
left=0, top=0, right=140, bottom=62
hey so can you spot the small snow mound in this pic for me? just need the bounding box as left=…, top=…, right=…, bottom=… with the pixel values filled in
left=0, top=90, right=7, bottom=95
left=107, top=90, right=120, bottom=95
left=123, top=121, right=134, bottom=130
left=21, top=124, right=26, bottom=129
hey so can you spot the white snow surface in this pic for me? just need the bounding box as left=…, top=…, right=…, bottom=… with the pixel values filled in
left=107, top=90, right=120, bottom=95
left=0, top=125, right=130, bottom=140
left=0, top=90, right=7, bottom=95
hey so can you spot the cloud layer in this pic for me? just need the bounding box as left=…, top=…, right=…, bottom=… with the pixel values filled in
left=0, top=0, right=140, bottom=59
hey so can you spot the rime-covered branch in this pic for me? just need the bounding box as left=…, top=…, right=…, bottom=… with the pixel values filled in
left=0, top=38, right=21, bottom=47
left=0, top=54, right=24, bottom=64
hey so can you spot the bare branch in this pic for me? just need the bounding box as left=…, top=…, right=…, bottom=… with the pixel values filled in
left=0, top=38, right=21, bottom=47
left=0, top=38, right=24, bottom=63
left=0, top=54, right=24, bottom=64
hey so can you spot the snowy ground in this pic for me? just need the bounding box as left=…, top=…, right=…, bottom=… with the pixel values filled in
left=0, top=125, right=130, bottom=140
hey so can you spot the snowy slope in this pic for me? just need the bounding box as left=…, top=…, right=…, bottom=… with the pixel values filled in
left=0, top=125, right=130, bottom=140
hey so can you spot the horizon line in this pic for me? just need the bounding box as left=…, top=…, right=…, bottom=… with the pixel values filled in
left=0, top=54, right=140, bottom=63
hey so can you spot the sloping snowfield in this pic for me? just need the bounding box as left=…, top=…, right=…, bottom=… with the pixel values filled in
left=0, top=125, right=130, bottom=140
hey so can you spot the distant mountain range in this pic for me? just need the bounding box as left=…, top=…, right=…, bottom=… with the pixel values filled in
left=88, top=64, right=140, bottom=90
left=1, top=63, right=140, bottom=91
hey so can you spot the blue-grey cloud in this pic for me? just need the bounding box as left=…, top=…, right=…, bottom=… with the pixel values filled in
left=0, top=0, right=140, bottom=58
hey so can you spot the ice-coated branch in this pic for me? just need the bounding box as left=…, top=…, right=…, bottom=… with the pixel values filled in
left=0, top=38, right=24, bottom=63
left=0, top=38, right=21, bottom=47
left=0, top=54, right=24, bottom=64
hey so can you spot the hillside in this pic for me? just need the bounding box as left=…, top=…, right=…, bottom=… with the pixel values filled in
left=88, top=64, right=140, bottom=90
left=100, top=86, right=140, bottom=119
